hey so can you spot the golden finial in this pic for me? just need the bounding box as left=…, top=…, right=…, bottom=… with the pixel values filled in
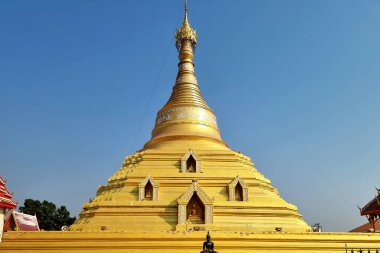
left=175, top=0, right=197, bottom=51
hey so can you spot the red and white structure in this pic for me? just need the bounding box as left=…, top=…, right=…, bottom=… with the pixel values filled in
left=4, top=211, right=40, bottom=232
left=0, top=176, right=17, bottom=242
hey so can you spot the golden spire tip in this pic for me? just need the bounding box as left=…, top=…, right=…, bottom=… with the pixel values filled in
left=185, top=0, right=188, bottom=19
left=175, top=0, right=197, bottom=50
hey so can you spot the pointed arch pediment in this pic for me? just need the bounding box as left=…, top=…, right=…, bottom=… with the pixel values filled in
left=228, top=176, right=248, bottom=201
left=181, top=149, right=201, bottom=173
left=178, top=180, right=213, bottom=205
left=138, top=175, right=158, bottom=188
left=230, top=176, right=247, bottom=188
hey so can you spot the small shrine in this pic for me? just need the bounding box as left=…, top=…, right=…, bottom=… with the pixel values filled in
left=351, top=188, right=380, bottom=233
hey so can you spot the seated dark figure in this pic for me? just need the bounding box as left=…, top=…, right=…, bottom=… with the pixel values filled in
left=200, top=231, right=217, bottom=253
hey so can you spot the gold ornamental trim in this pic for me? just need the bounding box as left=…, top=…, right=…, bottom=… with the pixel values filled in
left=155, top=107, right=218, bottom=128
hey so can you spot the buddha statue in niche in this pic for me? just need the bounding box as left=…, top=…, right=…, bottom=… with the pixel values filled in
left=145, top=182, right=153, bottom=200
left=187, top=202, right=203, bottom=223
left=189, top=204, right=198, bottom=217
left=186, top=155, right=196, bottom=172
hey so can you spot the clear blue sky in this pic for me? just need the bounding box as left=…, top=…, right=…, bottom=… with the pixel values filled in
left=1, top=0, right=379, bottom=232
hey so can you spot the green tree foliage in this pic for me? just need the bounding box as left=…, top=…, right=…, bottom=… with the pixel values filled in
left=18, top=199, right=76, bottom=231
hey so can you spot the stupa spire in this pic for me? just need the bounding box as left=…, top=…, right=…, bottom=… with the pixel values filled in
left=185, top=0, right=188, bottom=23
left=145, top=1, right=225, bottom=148
left=185, top=0, right=188, bottom=17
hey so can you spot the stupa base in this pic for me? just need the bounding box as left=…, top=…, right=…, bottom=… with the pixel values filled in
left=1, top=230, right=380, bottom=253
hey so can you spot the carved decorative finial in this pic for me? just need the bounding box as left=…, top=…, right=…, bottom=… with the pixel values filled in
left=175, top=0, right=197, bottom=51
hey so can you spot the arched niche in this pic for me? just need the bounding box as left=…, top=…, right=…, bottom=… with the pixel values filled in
left=228, top=176, right=248, bottom=201
left=181, top=149, right=201, bottom=173
left=235, top=182, right=243, bottom=201
left=145, top=181, right=153, bottom=200
left=177, top=180, right=213, bottom=226
left=139, top=176, right=158, bottom=201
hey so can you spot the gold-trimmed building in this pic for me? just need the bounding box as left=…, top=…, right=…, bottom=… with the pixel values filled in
left=1, top=3, right=380, bottom=253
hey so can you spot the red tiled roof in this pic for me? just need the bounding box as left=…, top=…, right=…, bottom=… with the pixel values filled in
left=350, top=219, right=380, bottom=233
left=0, top=176, right=17, bottom=209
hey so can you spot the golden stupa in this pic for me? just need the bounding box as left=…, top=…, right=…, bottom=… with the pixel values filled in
left=1, top=2, right=380, bottom=252
left=70, top=2, right=309, bottom=234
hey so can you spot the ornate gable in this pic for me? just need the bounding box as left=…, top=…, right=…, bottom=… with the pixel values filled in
left=178, top=180, right=213, bottom=205
left=0, top=176, right=17, bottom=210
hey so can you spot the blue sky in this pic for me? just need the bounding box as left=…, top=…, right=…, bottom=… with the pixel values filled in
left=1, top=0, right=379, bottom=232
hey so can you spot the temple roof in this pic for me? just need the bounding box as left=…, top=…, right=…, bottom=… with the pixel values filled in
left=0, top=176, right=17, bottom=209
left=360, top=190, right=380, bottom=216
left=4, top=211, right=40, bottom=231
